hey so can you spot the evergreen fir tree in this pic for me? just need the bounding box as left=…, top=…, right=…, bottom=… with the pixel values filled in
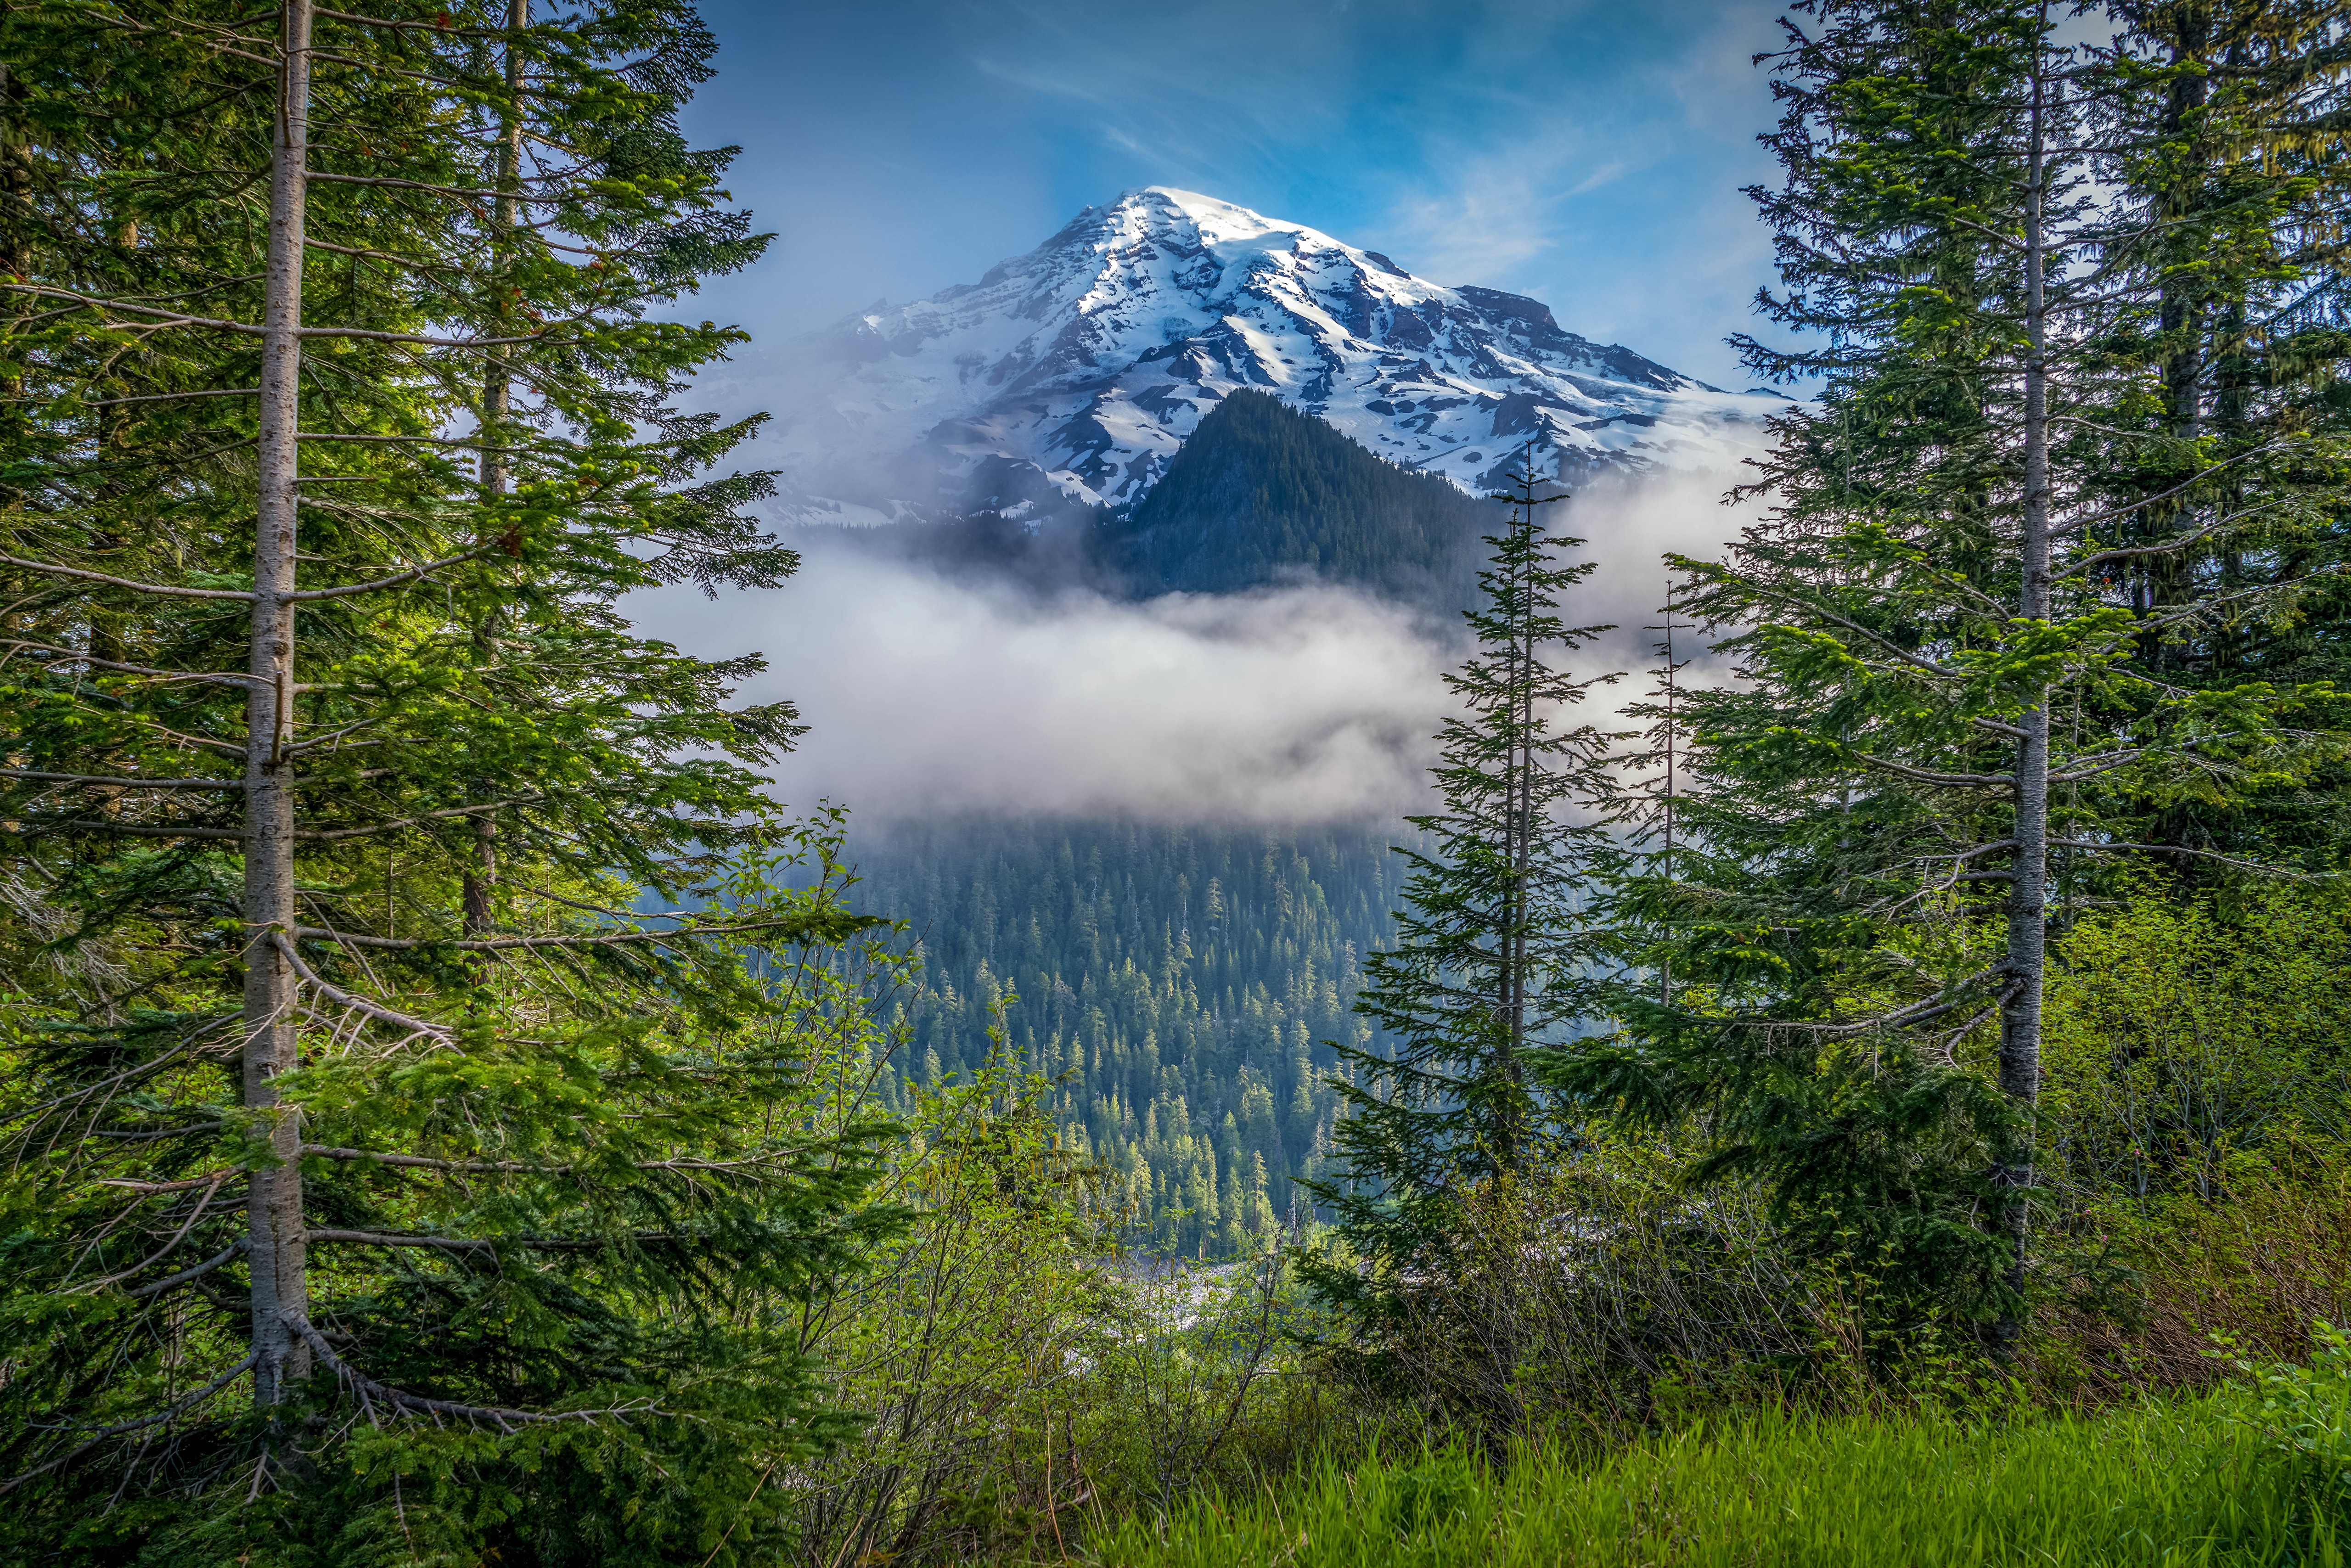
left=1558, top=0, right=2348, bottom=1348
left=2080, top=0, right=2351, bottom=872
left=1301, top=458, right=1624, bottom=1351
left=0, top=3, right=904, bottom=1557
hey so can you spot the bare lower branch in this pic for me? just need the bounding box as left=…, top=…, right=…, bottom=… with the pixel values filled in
left=54, top=822, right=243, bottom=841
left=286, top=1316, right=649, bottom=1433
left=291, top=798, right=541, bottom=841
left=1855, top=753, right=2015, bottom=789
left=2050, top=838, right=2319, bottom=880
left=292, top=914, right=835, bottom=951
left=301, top=1143, right=789, bottom=1177
left=306, top=1229, right=491, bottom=1252
left=93, top=1172, right=236, bottom=1194
left=128, top=1239, right=249, bottom=1299
left=304, top=170, right=563, bottom=205
left=78, top=387, right=261, bottom=407
left=270, top=931, right=456, bottom=1046
left=0, top=284, right=552, bottom=350
left=2130, top=568, right=2346, bottom=633
left=73, top=1174, right=229, bottom=1291
left=0, top=552, right=253, bottom=601
left=294, top=432, right=490, bottom=448
left=2050, top=442, right=2290, bottom=538
left=0, top=770, right=242, bottom=790
left=2074, top=509, right=2274, bottom=571
left=1742, top=961, right=2017, bottom=1037
left=283, top=546, right=495, bottom=601
left=0, top=1355, right=258, bottom=1493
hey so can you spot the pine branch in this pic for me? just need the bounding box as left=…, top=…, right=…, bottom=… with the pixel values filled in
left=0, top=1355, right=258, bottom=1494
left=286, top=1316, right=657, bottom=1432
left=0, top=552, right=253, bottom=601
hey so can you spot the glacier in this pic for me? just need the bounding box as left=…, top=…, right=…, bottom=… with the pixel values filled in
left=773, top=187, right=1778, bottom=526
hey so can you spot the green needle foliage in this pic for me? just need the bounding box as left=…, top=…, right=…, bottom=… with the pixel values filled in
left=2076, top=0, right=2351, bottom=871
left=1553, top=0, right=2351, bottom=1349
left=0, top=3, right=905, bottom=1560
left=1301, top=461, right=1625, bottom=1371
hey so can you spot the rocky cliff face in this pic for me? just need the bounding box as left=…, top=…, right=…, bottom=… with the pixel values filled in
left=775, top=187, right=1775, bottom=526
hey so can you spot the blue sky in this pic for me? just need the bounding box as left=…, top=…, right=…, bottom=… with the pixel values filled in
left=683, top=0, right=1794, bottom=390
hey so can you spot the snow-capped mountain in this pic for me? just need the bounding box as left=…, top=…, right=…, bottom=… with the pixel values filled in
left=775, top=187, right=1776, bottom=525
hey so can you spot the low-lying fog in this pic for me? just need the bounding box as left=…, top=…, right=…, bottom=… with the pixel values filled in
left=624, top=471, right=1763, bottom=827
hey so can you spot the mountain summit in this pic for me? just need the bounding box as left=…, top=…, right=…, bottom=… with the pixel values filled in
left=775, top=187, right=1772, bottom=525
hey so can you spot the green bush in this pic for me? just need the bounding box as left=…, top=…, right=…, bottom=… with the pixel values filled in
left=2042, top=888, right=2351, bottom=1205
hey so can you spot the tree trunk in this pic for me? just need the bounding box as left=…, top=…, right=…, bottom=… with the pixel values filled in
left=1997, top=26, right=2053, bottom=1348
left=244, top=0, right=314, bottom=1406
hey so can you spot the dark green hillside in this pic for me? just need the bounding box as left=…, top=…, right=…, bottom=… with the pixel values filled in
left=1102, top=390, right=1498, bottom=605
left=847, top=819, right=1413, bottom=1257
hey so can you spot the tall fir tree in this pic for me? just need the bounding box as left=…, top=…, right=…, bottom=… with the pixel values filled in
left=1558, top=0, right=2350, bottom=1347
left=0, top=3, right=904, bottom=1559
left=2084, top=0, right=2351, bottom=871
left=1301, top=460, right=1623, bottom=1358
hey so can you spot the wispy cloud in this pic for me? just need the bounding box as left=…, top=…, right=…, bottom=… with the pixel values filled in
left=1350, top=0, right=1785, bottom=376
left=1381, top=146, right=1578, bottom=284
left=623, top=466, right=1768, bottom=828
left=631, top=541, right=1454, bottom=826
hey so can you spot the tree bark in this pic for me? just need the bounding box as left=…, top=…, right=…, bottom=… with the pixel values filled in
left=244, top=0, right=314, bottom=1406
left=1997, top=19, right=2053, bottom=1348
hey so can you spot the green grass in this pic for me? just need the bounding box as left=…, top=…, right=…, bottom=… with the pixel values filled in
left=1080, top=1390, right=2345, bottom=1567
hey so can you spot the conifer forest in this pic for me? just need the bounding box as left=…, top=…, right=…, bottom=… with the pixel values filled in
left=6, top=3, right=2351, bottom=1564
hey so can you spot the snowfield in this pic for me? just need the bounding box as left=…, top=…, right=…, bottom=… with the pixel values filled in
left=774, top=187, right=1779, bottom=525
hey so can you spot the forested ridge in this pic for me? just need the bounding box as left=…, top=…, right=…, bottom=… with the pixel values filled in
left=800, top=383, right=1501, bottom=610
left=1102, top=389, right=1495, bottom=606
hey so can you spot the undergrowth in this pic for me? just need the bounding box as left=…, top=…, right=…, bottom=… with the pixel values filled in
left=1067, top=1372, right=2351, bottom=1567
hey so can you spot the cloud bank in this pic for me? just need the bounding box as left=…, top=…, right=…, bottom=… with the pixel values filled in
left=625, top=470, right=1768, bottom=828
left=629, top=540, right=1453, bottom=825
left=1561, top=466, right=1767, bottom=687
